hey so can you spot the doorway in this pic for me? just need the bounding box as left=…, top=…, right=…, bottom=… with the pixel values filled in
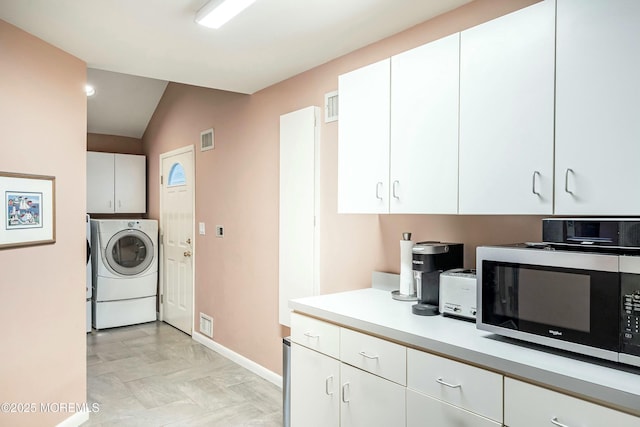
left=159, top=145, right=195, bottom=335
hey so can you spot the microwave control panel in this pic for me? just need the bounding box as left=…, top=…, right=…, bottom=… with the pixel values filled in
left=621, top=278, right=640, bottom=356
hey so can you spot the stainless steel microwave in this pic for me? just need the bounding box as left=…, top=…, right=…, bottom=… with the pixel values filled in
left=477, top=244, right=640, bottom=367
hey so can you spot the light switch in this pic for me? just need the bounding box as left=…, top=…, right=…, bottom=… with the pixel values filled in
left=199, top=222, right=206, bottom=235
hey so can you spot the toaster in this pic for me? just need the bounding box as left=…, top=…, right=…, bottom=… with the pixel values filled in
left=439, top=268, right=477, bottom=320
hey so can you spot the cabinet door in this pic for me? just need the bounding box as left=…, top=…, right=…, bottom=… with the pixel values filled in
left=114, top=154, right=146, bottom=213
left=407, top=390, right=501, bottom=427
left=459, top=0, right=555, bottom=214
left=390, top=33, right=459, bottom=214
left=555, top=0, right=640, bottom=215
left=86, top=151, right=115, bottom=213
left=340, top=363, right=405, bottom=427
left=291, top=344, right=340, bottom=427
left=338, top=59, right=390, bottom=214
left=504, top=378, right=639, bottom=427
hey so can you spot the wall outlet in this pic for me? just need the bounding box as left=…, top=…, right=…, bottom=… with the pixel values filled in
left=215, top=225, right=224, bottom=238
left=199, top=312, right=213, bottom=338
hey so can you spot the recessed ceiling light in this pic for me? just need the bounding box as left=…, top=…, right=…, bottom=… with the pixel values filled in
left=195, top=0, right=257, bottom=29
left=85, top=84, right=96, bottom=97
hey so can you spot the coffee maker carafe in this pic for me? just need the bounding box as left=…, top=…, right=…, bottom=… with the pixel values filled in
left=412, top=242, right=463, bottom=316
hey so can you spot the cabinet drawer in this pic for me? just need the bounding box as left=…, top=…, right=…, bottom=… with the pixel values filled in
left=407, top=389, right=501, bottom=427
left=340, top=328, right=406, bottom=386
left=407, top=348, right=502, bottom=423
left=504, top=378, right=639, bottom=427
left=290, top=313, right=340, bottom=359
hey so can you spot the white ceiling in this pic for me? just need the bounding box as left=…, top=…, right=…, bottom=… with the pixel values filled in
left=0, top=0, right=472, bottom=137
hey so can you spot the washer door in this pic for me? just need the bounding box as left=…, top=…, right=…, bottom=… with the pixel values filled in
left=104, top=229, right=154, bottom=276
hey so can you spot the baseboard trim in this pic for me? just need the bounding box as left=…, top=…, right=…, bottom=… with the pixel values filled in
left=56, top=410, right=89, bottom=427
left=192, top=331, right=283, bottom=388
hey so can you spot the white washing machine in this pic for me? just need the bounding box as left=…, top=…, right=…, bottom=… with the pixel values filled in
left=91, top=219, right=158, bottom=329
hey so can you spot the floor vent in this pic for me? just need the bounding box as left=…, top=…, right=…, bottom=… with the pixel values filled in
left=325, top=90, right=338, bottom=122
left=200, top=128, right=214, bottom=151
left=199, top=312, right=213, bottom=337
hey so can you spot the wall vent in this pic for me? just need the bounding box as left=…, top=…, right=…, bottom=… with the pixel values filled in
left=200, top=128, right=214, bottom=151
left=324, top=91, right=338, bottom=123
left=199, top=312, right=213, bottom=337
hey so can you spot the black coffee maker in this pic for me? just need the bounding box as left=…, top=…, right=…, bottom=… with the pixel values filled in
left=412, top=242, right=463, bottom=316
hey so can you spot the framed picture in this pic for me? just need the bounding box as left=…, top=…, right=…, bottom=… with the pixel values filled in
left=0, top=172, right=55, bottom=249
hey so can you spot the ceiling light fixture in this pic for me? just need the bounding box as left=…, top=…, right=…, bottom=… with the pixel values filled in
left=85, top=84, right=96, bottom=97
left=195, top=0, right=257, bottom=29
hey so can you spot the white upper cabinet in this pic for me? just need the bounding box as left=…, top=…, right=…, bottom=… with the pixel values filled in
left=87, top=152, right=146, bottom=214
left=338, top=35, right=460, bottom=215
left=114, top=153, right=146, bottom=213
left=338, top=59, right=391, bottom=214
left=458, top=0, right=555, bottom=214
left=390, top=33, right=460, bottom=214
left=555, top=0, right=640, bottom=215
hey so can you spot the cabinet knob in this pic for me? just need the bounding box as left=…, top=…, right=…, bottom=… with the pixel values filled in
left=375, top=182, right=383, bottom=200
left=564, top=168, right=574, bottom=195
left=392, top=180, right=400, bottom=199
left=532, top=171, right=541, bottom=196
left=550, top=417, right=571, bottom=427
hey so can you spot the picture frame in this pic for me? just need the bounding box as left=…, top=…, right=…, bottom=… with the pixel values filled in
left=0, top=172, right=56, bottom=249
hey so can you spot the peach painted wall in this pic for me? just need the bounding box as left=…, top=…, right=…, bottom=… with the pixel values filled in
left=0, top=20, right=87, bottom=427
left=143, top=0, right=542, bottom=375
left=87, top=133, right=144, bottom=155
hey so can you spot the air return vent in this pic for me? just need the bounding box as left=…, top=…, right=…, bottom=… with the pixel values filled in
left=200, top=128, right=214, bottom=151
left=325, top=90, right=338, bottom=123
left=199, top=312, right=213, bottom=337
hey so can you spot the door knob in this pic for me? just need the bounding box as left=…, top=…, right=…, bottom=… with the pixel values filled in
left=183, top=251, right=192, bottom=257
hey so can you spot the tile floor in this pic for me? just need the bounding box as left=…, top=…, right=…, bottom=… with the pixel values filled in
left=84, top=321, right=283, bottom=426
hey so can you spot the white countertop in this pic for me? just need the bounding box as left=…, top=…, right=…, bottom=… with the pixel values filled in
left=290, top=288, right=640, bottom=416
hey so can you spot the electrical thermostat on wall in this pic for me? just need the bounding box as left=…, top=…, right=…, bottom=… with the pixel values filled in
left=215, top=225, right=224, bottom=238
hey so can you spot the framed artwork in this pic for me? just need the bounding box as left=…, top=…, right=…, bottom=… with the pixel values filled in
left=0, top=172, right=56, bottom=249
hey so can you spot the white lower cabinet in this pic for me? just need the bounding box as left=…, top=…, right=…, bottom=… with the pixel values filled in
left=407, top=389, right=500, bottom=427
left=504, top=378, right=639, bottom=427
left=340, top=363, right=406, bottom=427
left=407, top=348, right=503, bottom=424
left=291, top=343, right=340, bottom=427
left=290, top=343, right=405, bottom=427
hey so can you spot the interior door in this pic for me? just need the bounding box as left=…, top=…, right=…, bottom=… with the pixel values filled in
left=160, top=146, right=194, bottom=335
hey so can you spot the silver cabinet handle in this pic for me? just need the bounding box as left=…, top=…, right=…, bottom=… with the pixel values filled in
left=303, top=331, right=319, bottom=338
left=342, top=383, right=350, bottom=403
left=375, top=182, right=383, bottom=200
left=325, top=375, right=334, bottom=395
left=436, top=377, right=462, bottom=388
left=532, top=171, right=541, bottom=195
left=359, top=351, right=379, bottom=360
left=564, top=168, right=574, bottom=194
left=392, top=180, right=400, bottom=199
left=550, top=417, right=570, bottom=427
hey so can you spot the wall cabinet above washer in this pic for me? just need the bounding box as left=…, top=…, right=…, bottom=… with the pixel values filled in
left=87, top=152, right=146, bottom=214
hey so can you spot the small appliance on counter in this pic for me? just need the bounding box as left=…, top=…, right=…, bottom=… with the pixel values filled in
left=411, top=242, right=463, bottom=316
left=477, top=217, right=640, bottom=368
left=439, top=268, right=477, bottom=320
